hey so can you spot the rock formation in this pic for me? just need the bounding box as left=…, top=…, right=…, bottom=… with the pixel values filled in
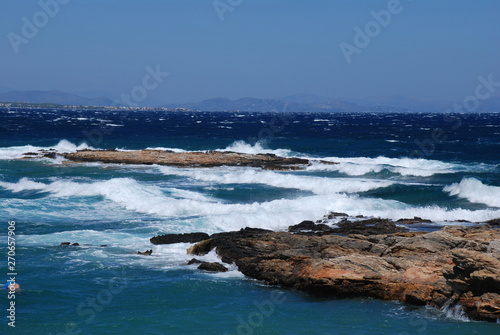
left=157, top=221, right=500, bottom=322
left=58, top=149, right=311, bottom=170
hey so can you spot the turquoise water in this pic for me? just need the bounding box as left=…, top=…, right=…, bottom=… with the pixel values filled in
left=0, top=109, right=499, bottom=334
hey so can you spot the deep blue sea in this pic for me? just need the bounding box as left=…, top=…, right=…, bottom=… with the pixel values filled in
left=0, top=109, right=499, bottom=334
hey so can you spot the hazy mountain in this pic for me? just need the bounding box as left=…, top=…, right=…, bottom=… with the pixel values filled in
left=0, top=90, right=113, bottom=106
left=279, top=94, right=332, bottom=104
left=170, top=96, right=394, bottom=113
left=341, top=95, right=455, bottom=113
left=170, top=97, right=284, bottom=112
left=2, top=90, right=499, bottom=112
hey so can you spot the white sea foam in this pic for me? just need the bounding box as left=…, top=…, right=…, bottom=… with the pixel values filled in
left=220, top=141, right=294, bottom=157
left=307, top=156, right=468, bottom=177
left=444, top=178, right=500, bottom=207
left=19, top=229, right=243, bottom=274
left=0, top=139, right=91, bottom=160
left=157, top=166, right=395, bottom=195
left=145, top=146, right=188, bottom=153
left=2, top=176, right=499, bottom=235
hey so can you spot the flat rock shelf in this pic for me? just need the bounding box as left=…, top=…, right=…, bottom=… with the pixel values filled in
left=58, top=149, right=314, bottom=170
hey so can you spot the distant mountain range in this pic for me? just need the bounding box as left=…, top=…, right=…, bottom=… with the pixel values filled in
left=1, top=90, right=499, bottom=113
left=0, top=90, right=113, bottom=107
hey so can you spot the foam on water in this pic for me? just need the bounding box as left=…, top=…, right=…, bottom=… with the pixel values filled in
left=0, top=139, right=91, bottom=160
left=157, top=166, right=396, bottom=195
left=3, top=176, right=499, bottom=235
left=307, top=156, right=471, bottom=177
left=220, top=140, right=294, bottom=157
left=444, top=178, right=500, bottom=207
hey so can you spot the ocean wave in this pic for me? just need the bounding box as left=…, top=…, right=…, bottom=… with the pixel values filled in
left=0, top=139, right=91, bottom=160
left=147, top=141, right=294, bottom=157
left=2, top=177, right=499, bottom=233
left=307, top=156, right=470, bottom=177
left=157, top=166, right=396, bottom=195
left=0, top=177, right=216, bottom=215
left=220, top=140, right=294, bottom=157
left=444, top=178, right=500, bottom=207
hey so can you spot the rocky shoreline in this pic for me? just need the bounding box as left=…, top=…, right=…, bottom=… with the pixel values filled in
left=26, top=148, right=317, bottom=170
left=151, top=216, right=500, bottom=322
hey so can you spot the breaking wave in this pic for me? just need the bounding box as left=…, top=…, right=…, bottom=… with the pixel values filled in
left=444, top=178, right=500, bottom=207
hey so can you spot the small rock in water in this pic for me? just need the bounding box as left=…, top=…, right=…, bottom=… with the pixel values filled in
left=197, top=262, right=228, bottom=273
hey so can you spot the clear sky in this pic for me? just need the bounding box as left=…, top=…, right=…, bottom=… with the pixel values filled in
left=1, top=0, right=499, bottom=104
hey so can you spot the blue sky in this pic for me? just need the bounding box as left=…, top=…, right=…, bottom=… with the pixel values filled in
left=1, top=0, right=499, bottom=104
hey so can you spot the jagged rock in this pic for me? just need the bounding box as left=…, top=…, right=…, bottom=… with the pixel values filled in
left=150, top=232, right=210, bottom=245
left=456, top=292, right=500, bottom=322
left=485, top=218, right=500, bottom=226
left=288, top=218, right=408, bottom=236
left=443, top=249, right=500, bottom=295
left=333, top=218, right=408, bottom=236
left=137, top=249, right=153, bottom=256
left=186, top=224, right=500, bottom=322
left=288, top=220, right=331, bottom=233
left=60, top=242, right=70, bottom=246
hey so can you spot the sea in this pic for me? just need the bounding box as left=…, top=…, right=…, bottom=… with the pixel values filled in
left=0, top=108, right=499, bottom=334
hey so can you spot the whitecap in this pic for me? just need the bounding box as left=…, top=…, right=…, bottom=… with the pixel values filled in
left=444, top=178, right=500, bottom=207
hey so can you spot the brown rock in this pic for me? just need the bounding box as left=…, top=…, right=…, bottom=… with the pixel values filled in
left=186, top=224, right=500, bottom=322
left=60, top=149, right=311, bottom=170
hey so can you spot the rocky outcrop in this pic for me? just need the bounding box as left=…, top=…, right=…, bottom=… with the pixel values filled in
left=288, top=218, right=409, bottom=236
left=58, top=149, right=311, bottom=170
left=182, top=224, right=500, bottom=322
